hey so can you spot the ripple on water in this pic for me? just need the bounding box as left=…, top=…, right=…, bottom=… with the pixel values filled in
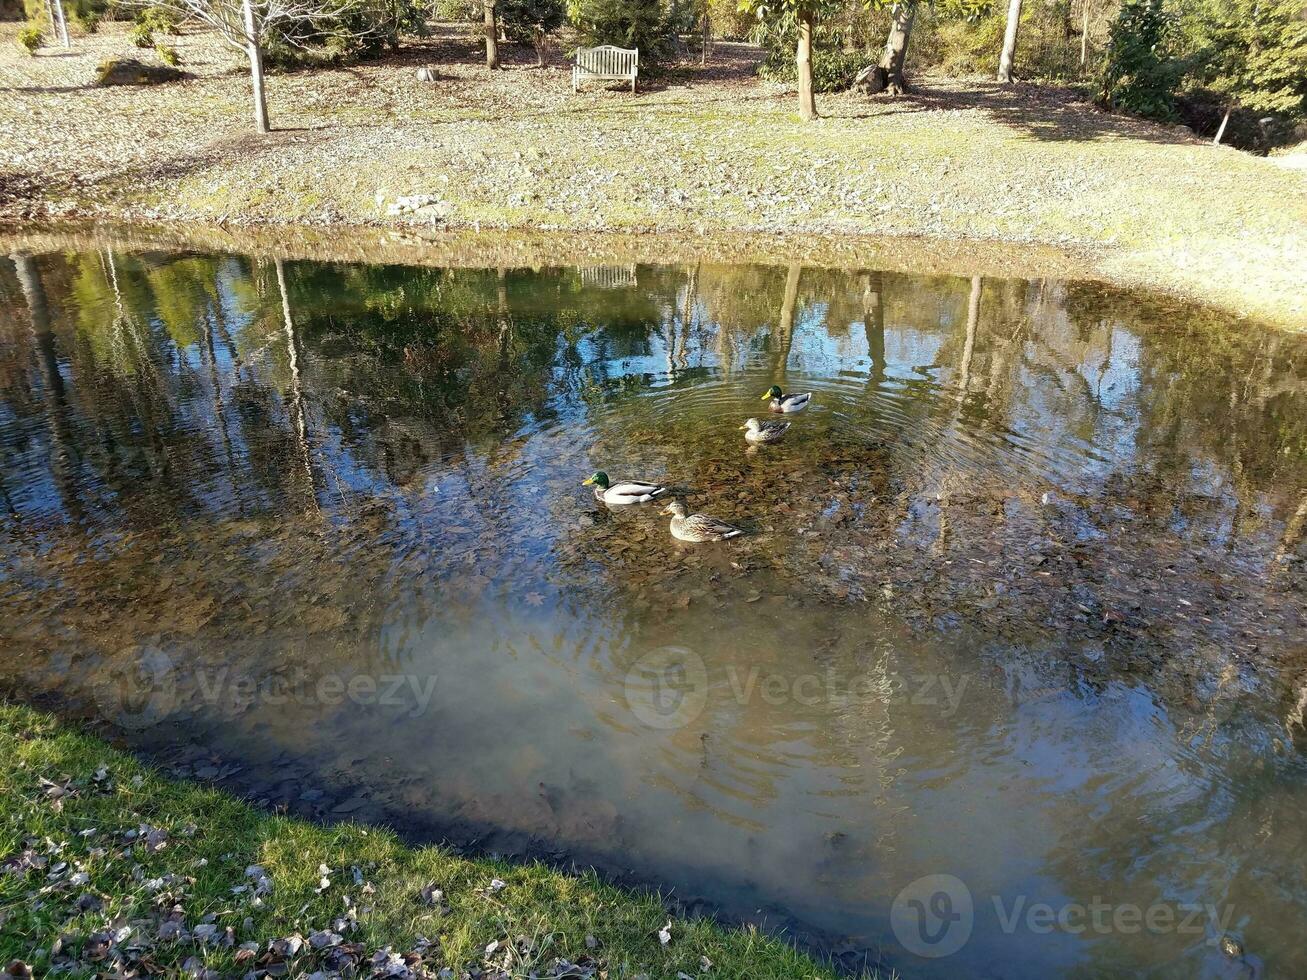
left=3, top=250, right=1307, bottom=980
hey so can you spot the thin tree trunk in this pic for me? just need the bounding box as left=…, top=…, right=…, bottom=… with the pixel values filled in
left=483, top=0, right=499, bottom=69
left=534, top=27, right=545, bottom=66
left=51, top=0, right=69, bottom=47
left=795, top=11, right=816, bottom=121
left=1213, top=105, right=1232, bottom=145
left=701, top=0, right=711, bottom=65
left=880, top=3, right=916, bottom=94
left=1080, top=0, right=1089, bottom=67
left=998, top=0, right=1023, bottom=83
left=242, top=0, right=269, bottom=134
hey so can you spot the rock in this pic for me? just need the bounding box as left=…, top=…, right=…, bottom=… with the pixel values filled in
left=384, top=194, right=452, bottom=221
left=415, top=67, right=438, bottom=82
left=852, top=65, right=888, bottom=95
left=95, top=58, right=187, bottom=88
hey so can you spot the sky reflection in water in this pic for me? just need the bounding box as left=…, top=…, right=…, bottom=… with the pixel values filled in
left=1, top=249, right=1305, bottom=978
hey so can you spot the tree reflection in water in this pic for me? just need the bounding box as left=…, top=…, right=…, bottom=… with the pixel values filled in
left=1, top=247, right=1305, bottom=978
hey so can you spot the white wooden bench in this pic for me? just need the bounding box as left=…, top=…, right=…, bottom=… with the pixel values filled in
left=573, top=45, right=639, bottom=93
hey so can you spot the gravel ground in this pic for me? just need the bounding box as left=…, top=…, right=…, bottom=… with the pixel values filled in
left=2, top=21, right=1305, bottom=328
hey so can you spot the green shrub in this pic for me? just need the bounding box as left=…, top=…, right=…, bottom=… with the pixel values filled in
left=17, top=22, right=43, bottom=54
left=432, top=0, right=477, bottom=20
left=155, top=41, right=180, bottom=65
left=928, top=16, right=1006, bottom=76
left=1102, top=0, right=1185, bottom=120
left=757, top=45, right=869, bottom=92
left=751, top=15, right=874, bottom=93
left=128, top=20, right=154, bottom=47
left=501, top=0, right=565, bottom=45
left=570, top=0, right=692, bottom=68
left=72, top=8, right=101, bottom=32
left=707, top=0, right=754, bottom=42
left=64, top=0, right=108, bottom=33
left=135, top=6, right=181, bottom=35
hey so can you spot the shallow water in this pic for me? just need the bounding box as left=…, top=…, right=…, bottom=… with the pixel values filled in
left=2, top=247, right=1306, bottom=978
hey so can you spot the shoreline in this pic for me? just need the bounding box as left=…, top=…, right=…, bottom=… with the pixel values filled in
left=0, top=701, right=872, bottom=980
left=2, top=23, right=1304, bottom=330
left=0, top=218, right=1295, bottom=333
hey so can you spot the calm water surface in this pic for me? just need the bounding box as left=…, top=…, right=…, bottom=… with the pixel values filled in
left=2, top=247, right=1306, bottom=978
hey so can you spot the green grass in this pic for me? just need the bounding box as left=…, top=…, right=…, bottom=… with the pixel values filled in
left=0, top=702, right=875, bottom=979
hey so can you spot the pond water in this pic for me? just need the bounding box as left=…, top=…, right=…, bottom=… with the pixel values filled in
left=2, top=246, right=1306, bottom=978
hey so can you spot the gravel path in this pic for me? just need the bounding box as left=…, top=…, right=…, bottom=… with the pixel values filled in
left=2, top=21, right=1305, bottom=327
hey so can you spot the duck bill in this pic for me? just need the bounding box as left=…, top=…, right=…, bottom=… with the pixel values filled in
left=759, top=392, right=772, bottom=400
left=660, top=506, right=673, bottom=515
left=582, top=477, right=595, bottom=486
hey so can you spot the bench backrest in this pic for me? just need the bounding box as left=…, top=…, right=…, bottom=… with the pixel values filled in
left=575, top=45, right=638, bottom=76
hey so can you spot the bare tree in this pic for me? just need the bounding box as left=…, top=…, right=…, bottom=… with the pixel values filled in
left=997, top=0, right=1023, bottom=83
left=139, top=0, right=364, bottom=134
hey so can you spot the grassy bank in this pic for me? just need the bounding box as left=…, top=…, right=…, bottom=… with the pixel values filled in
left=0, top=703, right=865, bottom=979
left=1, top=23, right=1305, bottom=328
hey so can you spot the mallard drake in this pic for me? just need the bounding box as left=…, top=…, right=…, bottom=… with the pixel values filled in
left=761, top=385, right=812, bottom=413
left=582, top=471, right=668, bottom=505
left=660, top=500, right=745, bottom=542
left=740, top=417, right=791, bottom=444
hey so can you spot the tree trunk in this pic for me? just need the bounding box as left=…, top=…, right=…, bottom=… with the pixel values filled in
left=51, top=0, right=69, bottom=47
left=997, top=0, right=1023, bottom=83
left=701, top=0, right=711, bottom=65
left=795, top=11, right=816, bottom=121
left=880, top=4, right=916, bottom=95
left=1213, top=105, right=1232, bottom=145
left=1080, top=0, right=1089, bottom=68
left=242, top=0, right=269, bottom=134
left=483, top=0, right=500, bottom=69
left=533, top=27, right=545, bottom=67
